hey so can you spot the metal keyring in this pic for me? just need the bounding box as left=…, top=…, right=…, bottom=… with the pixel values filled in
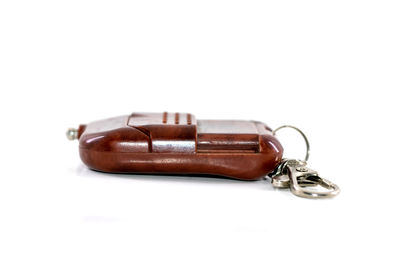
left=272, top=125, right=310, bottom=162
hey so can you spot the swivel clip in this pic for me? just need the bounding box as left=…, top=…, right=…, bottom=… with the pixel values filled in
left=269, top=159, right=340, bottom=199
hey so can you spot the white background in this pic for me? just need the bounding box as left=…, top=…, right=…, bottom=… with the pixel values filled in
left=1, top=1, right=399, bottom=266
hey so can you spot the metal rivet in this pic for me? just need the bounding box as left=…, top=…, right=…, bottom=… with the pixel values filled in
left=66, top=128, right=78, bottom=140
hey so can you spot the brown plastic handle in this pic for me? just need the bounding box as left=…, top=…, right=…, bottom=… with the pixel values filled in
left=77, top=112, right=283, bottom=180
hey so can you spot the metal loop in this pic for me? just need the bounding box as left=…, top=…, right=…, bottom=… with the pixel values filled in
left=272, top=125, right=310, bottom=162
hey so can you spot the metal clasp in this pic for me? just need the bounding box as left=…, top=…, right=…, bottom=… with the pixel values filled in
left=270, top=125, right=340, bottom=199
left=269, top=159, right=340, bottom=199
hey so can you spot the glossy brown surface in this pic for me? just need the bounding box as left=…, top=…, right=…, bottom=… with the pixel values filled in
left=78, top=112, right=283, bottom=180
